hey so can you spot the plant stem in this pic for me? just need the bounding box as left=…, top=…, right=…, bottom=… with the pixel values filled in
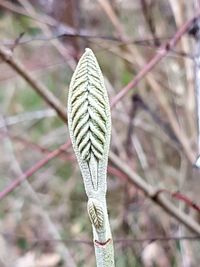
left=68, top=48, right=115, bottom=266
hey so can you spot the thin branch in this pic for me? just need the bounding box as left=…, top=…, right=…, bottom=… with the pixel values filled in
left=0, top=109, right=56, bottom=128
left=130, top=95, right=179, bottom=145
left=140, top=0, right=160, bottom=46
left=0, top=0, right=65, bottom=28
left=109, top=151, right=200, bottom=235
left=0, top=130, right=73, bottom=161
left=0, top=121, right=76, bottom=267
left=18, top=0, right=76, bottom=70
left=0, top=45, right=67, bottom=122
left=2, top=34, right=194, bottom=62
left=0, top=141, right=71, bottom=201
left=168, top=0, right=196, bottom=137
left=1, top=142, right=199, bottom=236
left=159, top=189, right=200, bottom=213
left=111, top=13, right=200, bottom=107
left=99, top=0, right=196, bottom=163
left=189, top=18, right=200, bottom=163
left=0, top=33, right=167, bottom=47
left=0, top=133, right=127, bottom=200
left=115, top=235, right=200, bottom=243
left=2, top=233, right=200, bottom=248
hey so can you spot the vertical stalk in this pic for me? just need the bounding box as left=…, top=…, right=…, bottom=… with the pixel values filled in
left=193, top=19, right=200, bottom=154
left=189, top=17, right=200, bottom=166
left=67, top=48, right=115, bottom=266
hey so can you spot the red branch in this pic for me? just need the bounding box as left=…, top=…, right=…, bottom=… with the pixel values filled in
left=0, top=139, right=129, bottom=200
left=111, top=13, right=200, bottom=107
left=0, top=131, right=74, bottom=161
left=157, top=189, right=200, bottom=213
left=0, top=140, right=71, bottom=201
left=108, top=165, right=128, bottom=181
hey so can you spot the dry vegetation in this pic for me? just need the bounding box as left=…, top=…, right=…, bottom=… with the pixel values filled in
left=0, top=0, right=200, bottom=266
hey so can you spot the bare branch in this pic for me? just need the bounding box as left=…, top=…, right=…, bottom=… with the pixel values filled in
left=0, top=141, right=71, bottom=201
left=0, top=45, right=67, bottom=122
left=111, top=14, right=200, bottom=107
left=109, top=151, right=200, bottom=235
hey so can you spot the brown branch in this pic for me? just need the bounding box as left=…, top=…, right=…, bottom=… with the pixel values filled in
left=0, top=46, right=67, bottom=122
left=0, top=0, right=62, bottom=27
left=0, top=130, right=74, bottom=161
left=115, top=235, right=200, bottom=243
left=2, top=233, right=200, bottom=250
left=0, top=135, right=127, bottom=200
left=158, top=189, right=200, bottom=213
left=98, top=0, right=196, bottom=163
left=110, top=13, right=200, bottom=107
left=0, top=141, right=71, bottom=201
left=140, top=0, right=160, bottom=46
left=109, top=151, right=200, bottom=235
left=2, top=142, right=199, bottom=236
left=189, top=17, right=200, bottom=162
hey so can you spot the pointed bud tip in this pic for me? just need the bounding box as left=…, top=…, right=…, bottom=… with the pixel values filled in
left=84, top=47, right=94, bottom=56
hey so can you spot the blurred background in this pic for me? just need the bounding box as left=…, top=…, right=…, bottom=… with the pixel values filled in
left=0, top=0, right=200, bottom=266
